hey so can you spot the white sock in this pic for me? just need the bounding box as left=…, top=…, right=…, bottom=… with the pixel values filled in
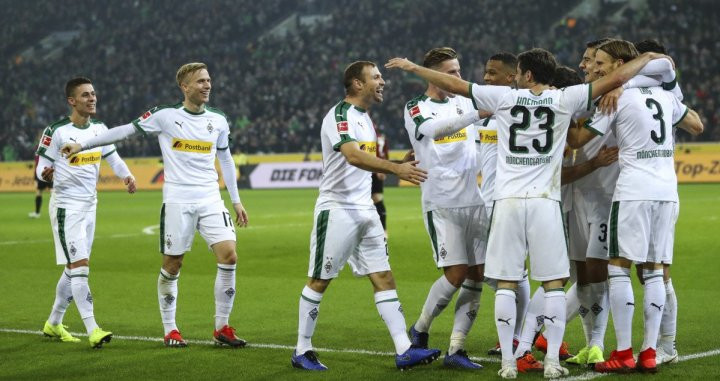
left=48, top=270, right=73, bottom=325
left=515, top=287, right=544, bottom=357
left=375, top=290, right=411, bottom=355
left=514, top=274, right=530, bottom=340
left=543, top=289, right=567, bottom=362
left=214, top=264, right=236, bottom=330
left=565, top=282, right=580, bottom=322
left=608, top=264, right=633, bottom=351
left=69, top=266, right=98, bottom=334
left=415, top=275, right=458, bottom=332
left=659, top=278, right=677, bottom=349
left=494, top=289, right=517, bottom=362
left=642, top=269, right=666, bottom=351
left=158, top=268, right=179, bottom=335
left=297, top=286, right=323, bottom=354
left=450, top=279, right=482, bottom=354
left=577, top=284, right=593, bottom=345
left=589, top=281, right=609, bottom=349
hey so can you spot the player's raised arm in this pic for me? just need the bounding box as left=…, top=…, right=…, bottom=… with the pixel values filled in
left=340, top=142, right=427, bottom=185
left=589, top=52, right=665, bottom=99
left=385, top=58, right=471, bottom=98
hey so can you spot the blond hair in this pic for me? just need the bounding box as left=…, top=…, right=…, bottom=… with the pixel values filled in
left=176, top=62, right=208, bottom=86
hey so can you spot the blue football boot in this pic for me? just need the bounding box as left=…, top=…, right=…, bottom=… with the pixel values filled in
left=396, top=345, right=441, bottom=370
left=443, top=349, right=483, bottom=369
left=408, top=324, right=429, bottom=349
left=291, top=350, right=328, bottom=371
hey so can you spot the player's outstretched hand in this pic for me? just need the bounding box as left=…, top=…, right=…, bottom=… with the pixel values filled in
left=395, top=160, right=427, bottom=185
left=599, top=87, right=623, bottom=114
left=592, top=145, right=619, bottom=168
left=233, top=202, right=249, bottom=227
left=385, top=58, right=417, bottom=72
left=60, top=143, right=82, bottom=157
left=124, top=175, right=137, bottom=194
left=41, top=167, right=54, bottom=182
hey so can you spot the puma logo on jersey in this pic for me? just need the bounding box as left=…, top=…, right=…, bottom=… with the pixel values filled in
left=69, top=137, right=77, bottom=143
left=497, top=317, right=512, bottom=325
left=171, top=138, right=212, bottom=153
left=175, top=121, right=184, bottom=129
left=68, top=152, right=101, bottom=166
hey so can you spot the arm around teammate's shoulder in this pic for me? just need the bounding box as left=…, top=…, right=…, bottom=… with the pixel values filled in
left=677, top=108, right=703, bottom=136
left=339, top=142, right=427, bottom=185
left=589, top=52, right=665, bottom=99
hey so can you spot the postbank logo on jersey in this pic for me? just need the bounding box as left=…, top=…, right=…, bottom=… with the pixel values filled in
left=68, top=152, right=101, bottom=166
left=479, top=129, right=497, bottom=144
left=434, top=128, right=467, bottom=144
left=358, top=141, right=377, bottom=155
left=171, top=138, right=213, bottom=153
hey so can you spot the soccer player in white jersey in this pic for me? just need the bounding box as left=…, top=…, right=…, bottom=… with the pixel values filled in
left=634, top=39, right=703, bottom=366
left=401, top=47, right=485, bottom=370
left=291, top=61, right=439, bottom=371
left=37, top=77, right=136, bottom=348
left=61, top=63, right=248, bottom=348
left=579, top=40, right=703, bottom=374
left=387, top=47, right=665, bottom=378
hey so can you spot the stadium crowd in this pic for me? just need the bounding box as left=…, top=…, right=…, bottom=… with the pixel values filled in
left=1, top=0, right=717, bottom=161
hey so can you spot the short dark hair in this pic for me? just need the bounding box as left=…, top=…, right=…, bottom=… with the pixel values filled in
left=65, top=77, right=92, bottom=98
left=635, top=39, right=666, bottom=54
left=343, top=61, right=376, bottom=95
left=488, top=52, right=517, bottom=70
left=597, top=39, right=639, bottom=63
left=586, top=38, right=612, bottom=48
left=517, top=48, right=557, bottom=85
left=552, top=66, right=583, bottom=88
left=423, top=47, right=458, bottom=69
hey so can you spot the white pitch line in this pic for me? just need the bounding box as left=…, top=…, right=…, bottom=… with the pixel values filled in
left=0, top=327, right=498, bottom=363
left=563, top=348, right=720, bottom=381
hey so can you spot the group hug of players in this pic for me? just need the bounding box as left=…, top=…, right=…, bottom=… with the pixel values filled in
left=37, top=34, right=701, bottom=378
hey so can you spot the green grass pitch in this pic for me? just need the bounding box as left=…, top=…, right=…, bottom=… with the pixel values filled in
left=1, top=185, right=719, bottom=380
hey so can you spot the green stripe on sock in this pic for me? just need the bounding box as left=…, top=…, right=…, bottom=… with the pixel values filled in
left=217, top=266, right=235, bottom=272
left=301, top=294, right=321, bottom=304
left=375, top=298, right=399, bottom=304
left=57, top=208, right=70, bottom=264
left=644, top=274, right=664, bottom=280
left=68, top=274, right=88, bottom=278
left=159, top=271, right=177, bottom=281
left=461, top=284, right=483, bottom=292
left=312, top=210, right=330, bottom=279
left=608, top=274, right=630, bottom=279
left=546, top=288, right=565, bottom=293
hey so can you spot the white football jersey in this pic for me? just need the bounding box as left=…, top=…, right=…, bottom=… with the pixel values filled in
left=404, top=94, right=482, bottom=212
left=573, top=108, right=620, bottom=194
left=476, top=116, right=498, bottom=206
left=36, top=117, right=117, bottom=210
left=470, top=83, right=593, bottom=201
left=132, top=103, right=230, bottom=203
left=315, top=101, right=377, bottom=210
left=587, top=87, right=687, bottom=202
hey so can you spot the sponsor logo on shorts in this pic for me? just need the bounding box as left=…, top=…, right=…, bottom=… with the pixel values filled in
left=434, top=128, right=467, bottom=144
left=171, top=138, right=213, bottom=153
left=358, top=141, right=377, bottom=155
left=439, top=246, right=447, bottom=259
left=70, top=244, right=77, bottom=256
left=68, top=152, right=101, bottom=166
left=165, top=236, right=172, bottom=249
left=324, top=260, right=332, bottom=273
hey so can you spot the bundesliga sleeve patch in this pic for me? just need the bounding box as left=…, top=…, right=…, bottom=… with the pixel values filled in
left=409, top=105, right=421, bottom=118
left=336, top=121, right=349, bottom=133
left=40, top=135, right=52, bottom=148
left=141, top=110, right=152, bottom=120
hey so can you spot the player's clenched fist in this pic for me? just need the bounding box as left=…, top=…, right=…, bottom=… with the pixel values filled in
left=60, top=142, right=82, bottom=157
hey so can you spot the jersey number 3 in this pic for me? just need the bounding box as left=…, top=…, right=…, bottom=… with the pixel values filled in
left=645, top=99, right=666, bottom=144
left=509, top=105, right=555, bottom=154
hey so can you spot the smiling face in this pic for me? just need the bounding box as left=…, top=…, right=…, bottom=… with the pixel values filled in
left=181, top=68, right=212, bottom=106
left=579, top=47, right=600, bottom=82
left=67, top=83, right=97, bottom=116
left=359, top=65, right=385, bottom=104
left=593, top=49, right=622, bottom=78
left=484, top=59, right=514, bottom=86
